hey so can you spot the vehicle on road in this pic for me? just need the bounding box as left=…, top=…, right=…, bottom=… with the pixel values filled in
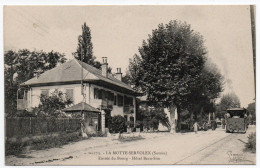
left=225, top=108, right=248, bottom=133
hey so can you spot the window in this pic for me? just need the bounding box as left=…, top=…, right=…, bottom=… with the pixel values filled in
left=114, top=95, right=117, bottom=105
left=41, top=89, right=49, bottom=96
left=117, top=95, right=123, bottom=106
left=109, top=92, right=114, bottom=101
left=104, top=91, right=109, bottom=100
left=98, top=89, right=102, bottom=99
left=124, top=96, right=133, bottom=106
left=66, top=89, right=74, bottom=102
left=94, top=88, right=104, bottom=99
left=124, top=115, right=128, bottom=122
left=94, top=88, right=99, bottom=99
left=89, top=118, right=93, bottom=126
left=128, top=97, right=133, bottom=106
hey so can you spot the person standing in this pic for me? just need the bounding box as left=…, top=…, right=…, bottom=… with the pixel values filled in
left=193, top=121, right=199, bottom=134
left=221, top=118, right=225, bottom=129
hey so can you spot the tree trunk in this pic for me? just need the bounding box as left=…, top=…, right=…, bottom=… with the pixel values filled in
left=177, top=113, right=182, bottom=132
left=189, top=111, right=194, bottom=131
left=168, top=104, right=177, bottom=133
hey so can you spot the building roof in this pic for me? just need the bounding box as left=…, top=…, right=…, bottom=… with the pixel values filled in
left=21, top=59, right=138, bottom=95
left=63, top=102, right=100, bottom=113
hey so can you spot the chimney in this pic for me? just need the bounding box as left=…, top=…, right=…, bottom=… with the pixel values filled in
left=116, top=68, right=122, bottom=81
left=102, top=57, right=108, bottom=77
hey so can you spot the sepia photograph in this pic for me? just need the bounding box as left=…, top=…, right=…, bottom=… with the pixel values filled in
left=3, top=5, right=256, bottom=166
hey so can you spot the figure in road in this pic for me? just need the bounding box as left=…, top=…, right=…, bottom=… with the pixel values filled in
left=221, top=118, right=226, bottom=129
left=193, top=121, right=199, bottom=134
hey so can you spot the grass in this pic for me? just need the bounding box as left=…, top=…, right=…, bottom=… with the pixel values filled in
left=245, top=132, right=256, bottom=153
left=5, top=132, right=86, bottom=156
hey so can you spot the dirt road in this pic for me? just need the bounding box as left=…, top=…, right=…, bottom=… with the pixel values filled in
left=6, top=126, right=256, bottom=165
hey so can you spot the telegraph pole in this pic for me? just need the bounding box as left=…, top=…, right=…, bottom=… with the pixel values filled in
left=250, top=5, right=256, bottom=97
left=81, top=45, right=87, bottom=137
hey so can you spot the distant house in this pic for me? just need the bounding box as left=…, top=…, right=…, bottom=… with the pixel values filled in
left=19, top=57, right=139, bottom=134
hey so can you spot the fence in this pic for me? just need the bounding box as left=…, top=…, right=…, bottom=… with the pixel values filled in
left=5, top=117, right=81, bottom=138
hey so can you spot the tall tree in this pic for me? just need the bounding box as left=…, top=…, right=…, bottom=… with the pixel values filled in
left=4, top=49, right=66, bottom=115
left=129, top=20, right=223, bottom=132
left=219, top=93, right=241, bottom=111
left=73, top=22, right=112, bottom=73
left=74, top=23, right=95, bottom=65
left=186, top=59, right=224, bottom=121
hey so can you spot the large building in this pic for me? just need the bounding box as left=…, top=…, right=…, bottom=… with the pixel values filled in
left=18, top=57, right=139, bottom=134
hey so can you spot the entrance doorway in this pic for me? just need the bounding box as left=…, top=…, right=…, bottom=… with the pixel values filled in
left=104, top=109, right=111, bottom=128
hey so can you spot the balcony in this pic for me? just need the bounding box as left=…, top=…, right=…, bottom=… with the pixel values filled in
left=123, top=105, right=134, bottom=114
left=17, top=99, right=27, bottom=110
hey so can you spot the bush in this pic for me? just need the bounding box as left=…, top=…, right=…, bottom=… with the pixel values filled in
left=5, top=133, right=85, bottom=156
left=245, top=132, right=256, bottom=153
left=135, top=120, right=142, bottom=128
left=143, top=119, right=149, bottom=129
left=126, top=120, right=134, bottom=128
left=149, top=118, right=159, bottom=130
left=108, top=115, right=126, bottom=133
left=32, top=91, right=73, bottom=118
left=5, top=140, right=27, bottom=156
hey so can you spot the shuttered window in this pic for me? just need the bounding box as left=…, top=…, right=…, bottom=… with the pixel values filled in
left=118, top=95, right=123, bottom=106
left=114, top=95, right=117, bottom=105
left=94, top=88, right=99, bottom=99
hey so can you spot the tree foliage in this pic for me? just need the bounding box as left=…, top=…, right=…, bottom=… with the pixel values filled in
left=32, top=90, right=73, bottom=117
left=129, top=20, right=223, bottom=114
left=138, top=103, right=170, bottom=130
left=122, top=70, right=131, bottom=85
left=219, top=93, right=241, bottom=111
left=247, top=102, right=255, bottom=122
left=4, top=49, right=66, bottom=115
left=74, top=23, right=95, bottom=65
left=73, top=22, right=112, bottom=73
left=108, top=115, right=126, bottom=133
left=186, top=59, right=223, bottom=117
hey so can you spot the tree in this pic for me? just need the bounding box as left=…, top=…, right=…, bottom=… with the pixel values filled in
left=108, top=115, right=126, bottom=133
left=138, top=104, right=170, bottom=130
left=186, top=59, right=223, bottom=122
left=122, top=70, right=131, bottom=85
left=74, top=23, right=95, bottom=64
left=32, top=90, right=73, bottom=117
left=247, top=102, right=255, bottom=123
left=4, top=49, right=66, bottom=115
left=73, top=22, right=112, bottom=73
left=129, top=20, right=223, bottom=132
left=219, top=93, right=241, bottom=111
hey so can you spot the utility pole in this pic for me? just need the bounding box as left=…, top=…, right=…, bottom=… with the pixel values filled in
left=250, top=5, right=256, bottom=97
left=81, top=45, right=87, bottom=137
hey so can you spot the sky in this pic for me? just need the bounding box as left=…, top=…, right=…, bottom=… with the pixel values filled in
left=4, top=5, right=255, bottom=107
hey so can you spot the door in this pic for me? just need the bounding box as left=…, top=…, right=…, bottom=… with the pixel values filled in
left=105, top=109, right=111, bottom=128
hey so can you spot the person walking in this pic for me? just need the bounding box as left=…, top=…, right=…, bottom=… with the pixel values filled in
left=221, top=118, right=225, bottom=129
left=193, top=121, right=199, bottom=134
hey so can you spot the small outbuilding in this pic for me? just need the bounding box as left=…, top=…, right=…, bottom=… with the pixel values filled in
left=63, top=102, right=101, bottom=135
